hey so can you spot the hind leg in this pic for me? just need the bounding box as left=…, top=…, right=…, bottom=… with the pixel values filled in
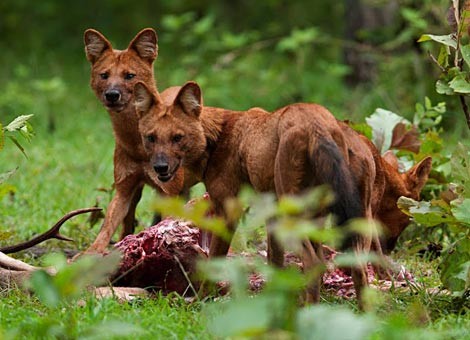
left=273, top=131, right=310, bottom=268
left=274, top=130, right=308, bottom=196
left=267, top=223, right=284, bottom=267
left=351, top=234, right=371, bottom=311
left=303, top=241, right=325, bottom=304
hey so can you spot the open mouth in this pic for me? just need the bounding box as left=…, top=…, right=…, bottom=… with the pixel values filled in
left=157, top=173, right=174, bottom=182
left=105, top=102, right=125, bottom=112
left=155, top=161, right=181, bottom=183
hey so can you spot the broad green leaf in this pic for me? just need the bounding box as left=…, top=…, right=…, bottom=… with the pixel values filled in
left=365, top=109, right=409, bottom=154
left=417, top=34, right=457, bottom=49
left=29, top=270, right=61, bottom=308
left=296, top=305, right=376, bottom=340
left=425, top=96, right=432, bottom=110
left=198, top=258, right=252, bottom=298
left=242, top=192, right=277, bottom=228
left=451, top=198, right=470, bottom=225
left=461, top=44, right=470, bottom=68
left=437, top=44, right=450, bottom=68
left=278, top=196, right=304, bottom=215
left=440, top=238, right=470, bottom=293
left=262, top=266, right=306, bottom=293
left=449, top=74, right=470, bottom=93
left=450, top=143, right=470, bottom=195
left=53, top=252, right=121, bottom=300
left=206, top=296, right=273, bottom=337
left=28, top=252, right=121, bottom=307
left=397, top=197, right=456, bottom=227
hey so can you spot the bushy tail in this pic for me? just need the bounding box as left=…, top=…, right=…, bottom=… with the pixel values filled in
left=310, top=138, right=362, bottom=226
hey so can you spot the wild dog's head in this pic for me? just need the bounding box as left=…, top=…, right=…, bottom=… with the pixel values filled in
left=378, top=153, right=432, bottom=252
left=84, top=28, right=158, bottom=113
left=133, top=81, right=207, bottom=184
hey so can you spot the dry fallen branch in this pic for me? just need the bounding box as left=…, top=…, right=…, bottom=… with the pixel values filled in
left=0, top=207, right=101, bottom=254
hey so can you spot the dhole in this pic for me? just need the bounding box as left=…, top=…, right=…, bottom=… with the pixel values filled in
left=83, top=28, right=184, bottom=253
left=133, top=81, right=382, bottom=308
left=336, top=121, right=432, bottom=253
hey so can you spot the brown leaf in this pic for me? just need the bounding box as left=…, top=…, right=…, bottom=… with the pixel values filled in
left=390, top=123, right=421, bottom=153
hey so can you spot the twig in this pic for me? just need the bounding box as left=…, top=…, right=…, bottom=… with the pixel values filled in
left=174, top=254, right=200, bottom=300
left=428, top=51, right=446, bottom=72
left=459, top=95, right=470, bottom=129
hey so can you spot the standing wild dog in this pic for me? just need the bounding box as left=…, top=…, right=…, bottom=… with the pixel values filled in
left=336, top=121, right=432, bottom=254
left=83, top=28, right=184, bottom=253
left=133, top=81, right=378, bottom=308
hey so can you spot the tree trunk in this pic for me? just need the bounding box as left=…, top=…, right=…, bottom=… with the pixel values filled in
left=344, top=0, right=399, bottom=85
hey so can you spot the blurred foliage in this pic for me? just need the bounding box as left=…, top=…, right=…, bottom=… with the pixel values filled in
left=152, top=185, right=446, bottom=338
left=0, top=0, right=464, bottom=126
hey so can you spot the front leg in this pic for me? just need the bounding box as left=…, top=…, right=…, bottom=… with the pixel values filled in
left=87, top=175, right=142, bottom=253
left=208, top=200, right=234, bottom=259
left=120, top=184, right=144, bottom=240
left=198, top=176, right=240, bottom=297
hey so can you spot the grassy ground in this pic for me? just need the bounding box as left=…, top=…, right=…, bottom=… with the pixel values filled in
left=0, top=290, right=212, bottom=339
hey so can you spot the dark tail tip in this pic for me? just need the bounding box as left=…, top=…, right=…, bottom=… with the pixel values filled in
left=311, top=139, right=362, bottom=226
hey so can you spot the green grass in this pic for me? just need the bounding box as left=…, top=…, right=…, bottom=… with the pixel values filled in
left=0, top=290, right=212, bottom=339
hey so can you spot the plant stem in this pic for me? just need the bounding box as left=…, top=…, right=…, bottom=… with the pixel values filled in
left=459, top=95, right=470, bottom=129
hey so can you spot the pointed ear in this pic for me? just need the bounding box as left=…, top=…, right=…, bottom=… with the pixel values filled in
left=128, top=28, right=158, bottom=63
left=84, top=29, right=112, bottom=64
left=407, top=156, right=432, bottom=191
left=174, top=82, right=202, bottom=118
left=383, top=150, right=399, bottom=170
left=134, top=82, right=159, bottom=118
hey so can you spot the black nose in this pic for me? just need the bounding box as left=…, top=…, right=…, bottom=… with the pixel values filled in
left=154, top=163, right=169, bottom=174
left=105, top=89, right=121, bottom=103
left=153, top=154, right=169, bottom=174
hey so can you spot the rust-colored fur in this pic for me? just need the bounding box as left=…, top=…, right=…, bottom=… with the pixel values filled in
left=375, top=151, right=431, bottom=252
left=83, top=29, right=183, bottom=253
left=336, top=121, right=432, bottom=253
left=134, top=81, right=377, bottom=307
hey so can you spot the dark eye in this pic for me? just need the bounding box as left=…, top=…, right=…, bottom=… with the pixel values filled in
left=172, top=134, right=183, bottom=144
left=146, top=135, right=155, bottom=143
left=100, top=73, right=109, bottom=80
left=125, top=73, right=136, bottom=80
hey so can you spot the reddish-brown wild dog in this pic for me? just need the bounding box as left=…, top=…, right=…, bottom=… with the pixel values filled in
left=83, top=28, right=184, bottom=253
left=133, top=81, right=387, bottom=308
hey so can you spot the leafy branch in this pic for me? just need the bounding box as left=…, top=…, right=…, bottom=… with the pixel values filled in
left=419, top=0, right=470, bottom=128
left=0, top=114, right=34, bottom=157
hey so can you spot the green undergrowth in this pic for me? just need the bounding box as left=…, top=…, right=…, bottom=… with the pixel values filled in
left=0, top=289, right=211, bottom=340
